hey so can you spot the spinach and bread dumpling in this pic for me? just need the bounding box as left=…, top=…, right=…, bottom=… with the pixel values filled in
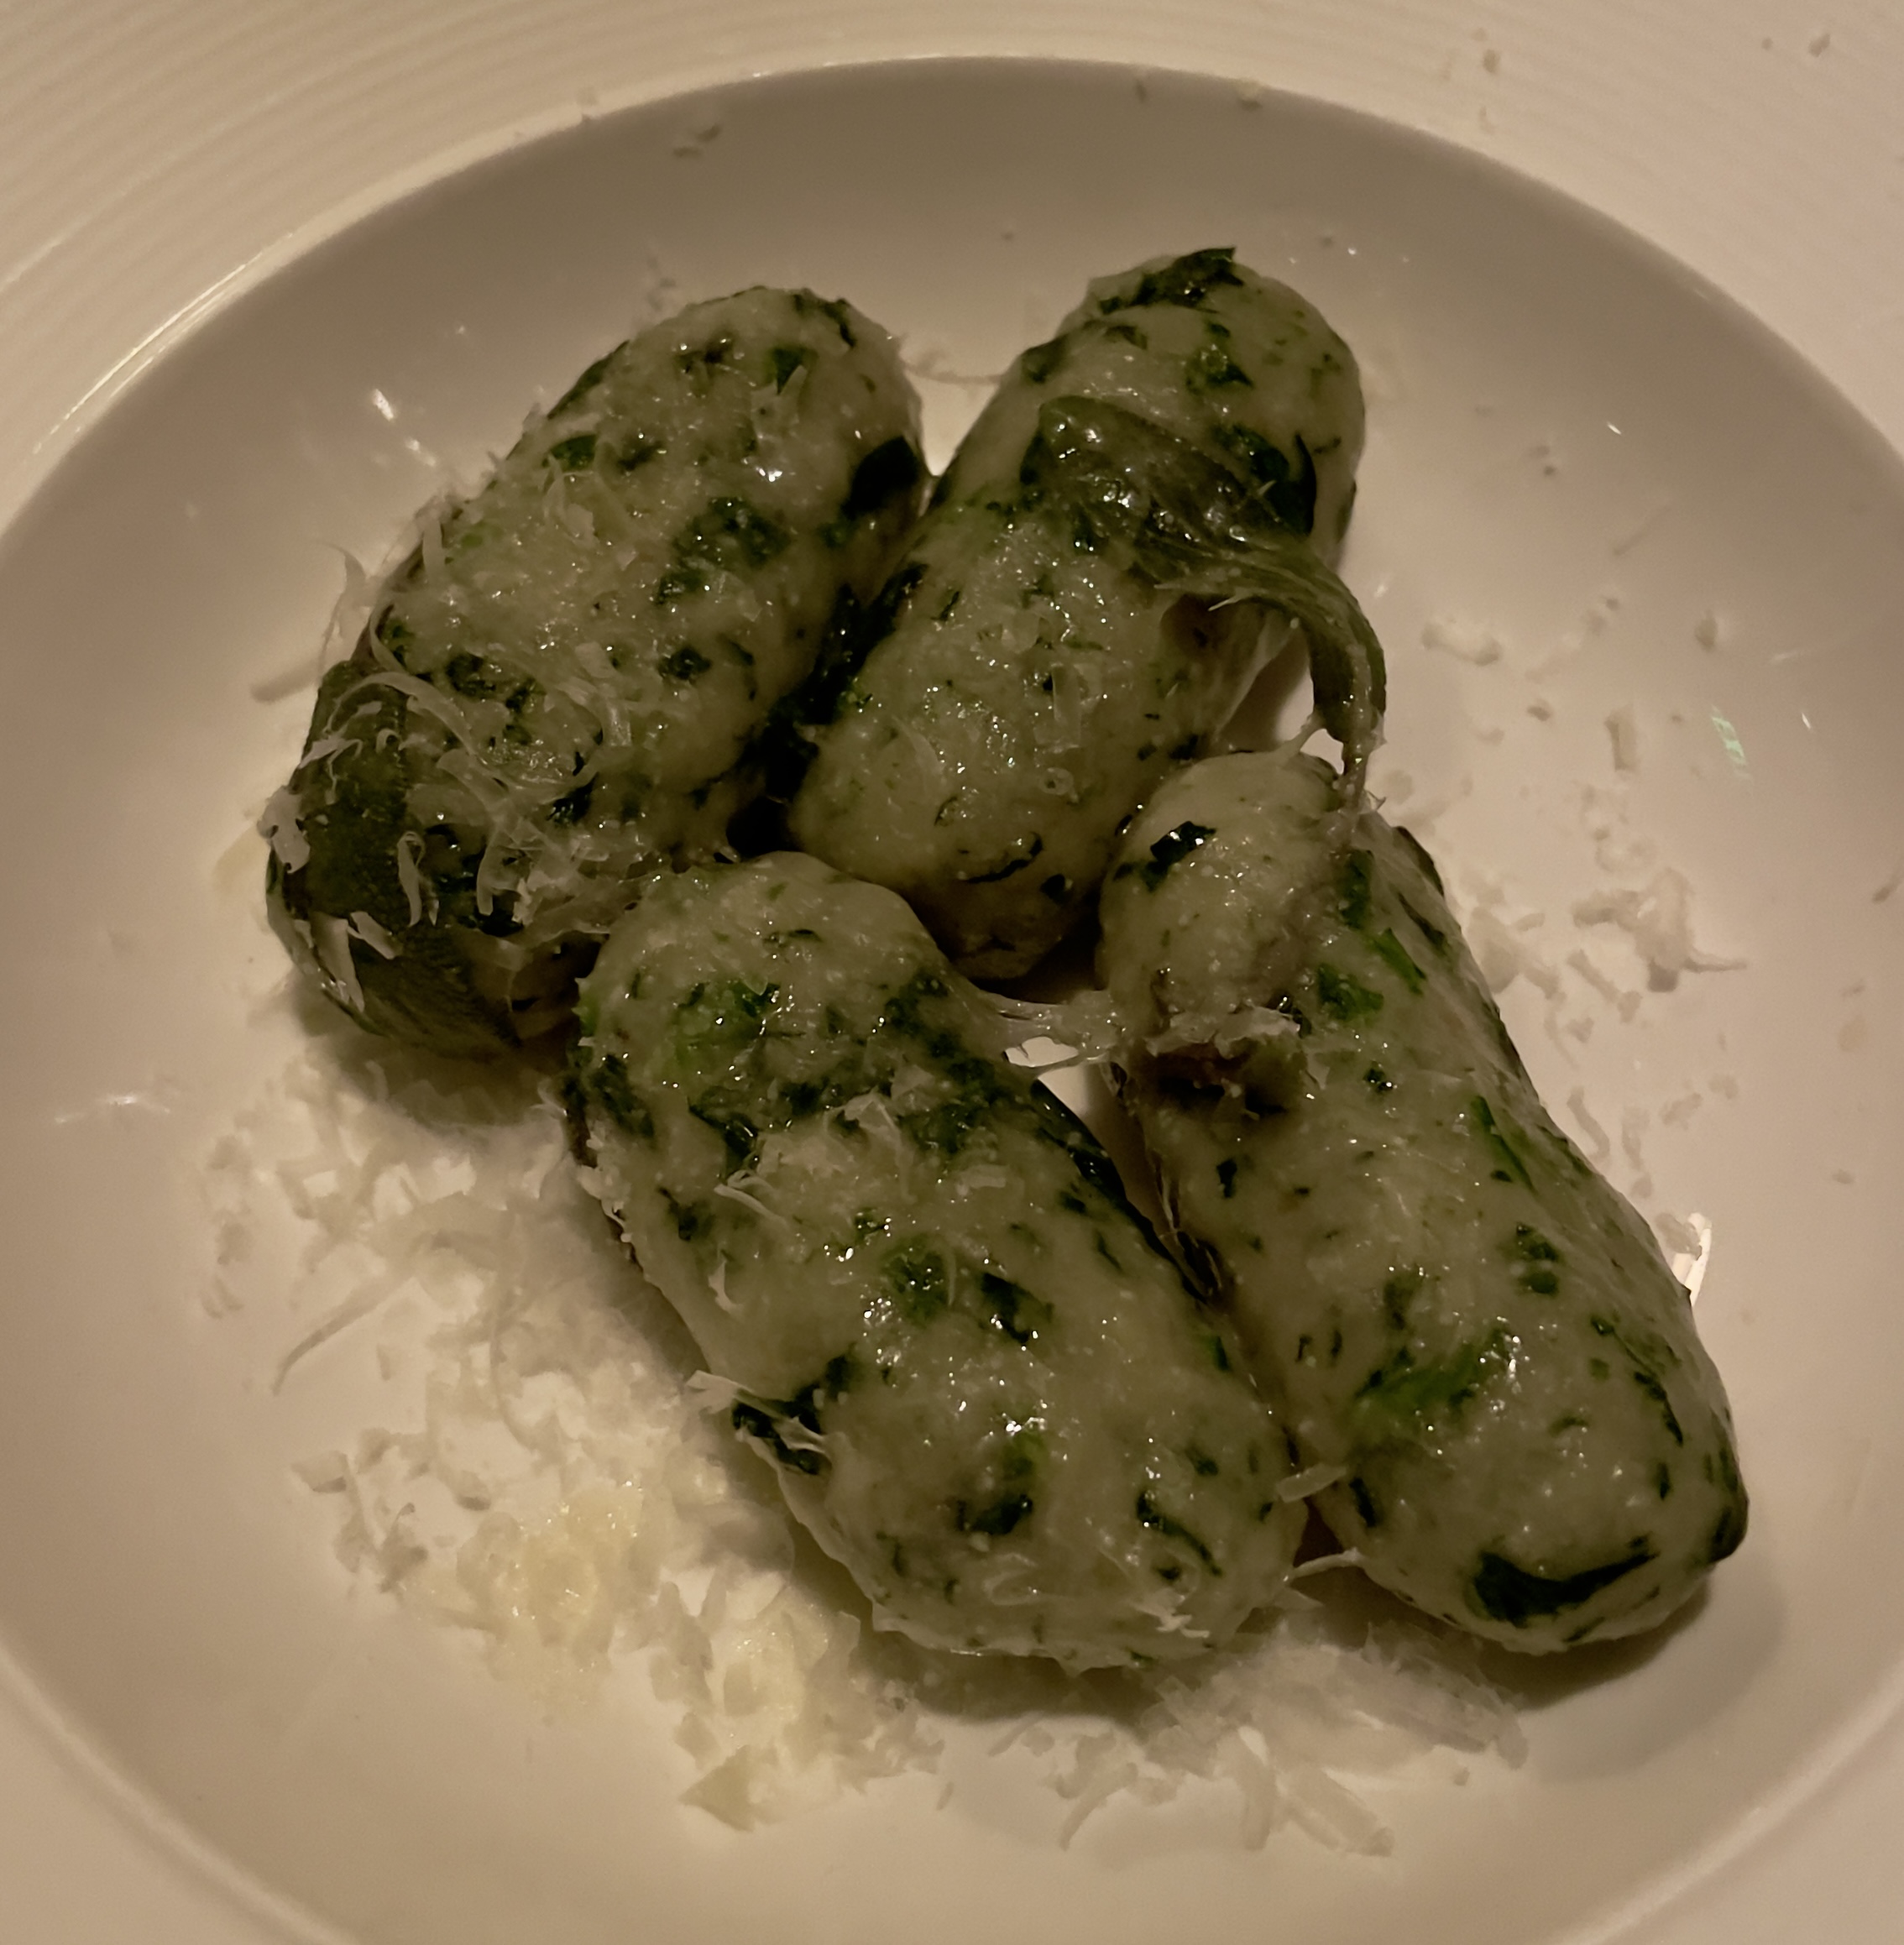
left=1096, top=748, right=1748, bottom=1652
left=569, top=852, right=1303, bottom=1670
left=265, top=287, right=923, bottom=1058
left=786, top=250, right=1368, bottom=980
left=941, top=246, right=1364, bottom=560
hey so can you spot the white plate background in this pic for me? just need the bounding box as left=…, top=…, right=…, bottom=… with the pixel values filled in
left=3, top=8, right=1904, bottom=1942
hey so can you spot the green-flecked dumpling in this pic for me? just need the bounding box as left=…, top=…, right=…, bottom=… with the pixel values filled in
left=569, top=851, right=1304, bottom=1670
left=787, top=249, right=1369, bottom=980
left=267, top=286, right=923, bottom=1058
left=1097, top=747, right=1748, bottom=1652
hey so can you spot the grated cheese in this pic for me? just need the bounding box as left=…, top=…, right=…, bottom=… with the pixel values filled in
left=208, top=990, right=1525, bottom=1847
left=1421, top=617, right=1504, bottom=666
left=1572, top=868, right=1745, bottom=988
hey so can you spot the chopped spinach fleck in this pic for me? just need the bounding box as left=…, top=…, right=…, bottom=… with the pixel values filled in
left=1316, top=963, right=1384, bottom=1022
left=1097, top=247, right=1244, bottom=315
left=1136, top=819, right=1216, bottom=890
left=1631, top=1368, right=1685, bottom=1444
left=956, top=1493, right=1033, bottom=1537
left=442, top=651, right=502, bottom=699
left=1337, top=850, right=1373, bottom=929
left=980, top=1272, right=1054, bottom=1346
left=731, top=1400, right=825, bottom=1475
left=662, top=644, right=712, bottom=682
left=1357, top=1327, right=1509, bottom=1425
left=662, top=1189, right=710, bottom=1242
left=1383, top=1269, right=1422, bottom=1331
left=547, top=432, right=598, bottom=471
left=548, top=350, right=616, bottom=416
left=1470, top=1544, right=1654, bottom=1626
left=579, top=1050, right=651, bottom=1138
left=884, top=1240, right=949, bottom=1324
left=1514, top=1225, right=1561, bottom=1262
left=1706, top=1459, right=1748, bottom=1563
left=1370, top=928, right=1425, bottom=993
left=688, top=1098, right=759, bottom=1165
left=1211, top=425, right=1318, bottom=531
left=672, top=979, right=777, bottom=1064
left=665, top=497, right=792, bottom=597
left=768, top=344, right=810, bottom=391
left=969, top=835, right=1044, bottom=883
left=1187, top=342, right=1253, bottom=392
left=1471, top=1095, right=1534, bottom=1188
left=1588, top=1315, right=1686, bottom=1442
left=840, top=436, right=923, bottom=520
left=1136, top=1493, right=1220, bottom=1575
left=730, top=1359, right=852, bottom=1480
left=547, top=777, right=594, bottom=825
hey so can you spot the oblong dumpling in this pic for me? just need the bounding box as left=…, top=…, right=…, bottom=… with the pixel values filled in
left=787, top=250, right=1368, bottom=979
left=267, top=286, right=923, bottom=1057
left=1097, top=748, right=1747, bottom=1651
left=570, top=851, right=1304, bottom=1670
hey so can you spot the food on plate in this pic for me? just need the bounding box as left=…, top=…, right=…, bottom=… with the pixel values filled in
left=787, top=249, right=1368, bottom=979
left=264, top=245, right=1743, bottom=1723
left=264, top=287, right=923, bottom=1058
left=1096, top=747, right=1749, bottom=1651
left=568, top=851, right=1305, bottom=1670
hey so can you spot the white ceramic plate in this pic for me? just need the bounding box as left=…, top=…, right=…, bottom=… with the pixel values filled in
left=2, top=56, right=1901, bottom=1945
